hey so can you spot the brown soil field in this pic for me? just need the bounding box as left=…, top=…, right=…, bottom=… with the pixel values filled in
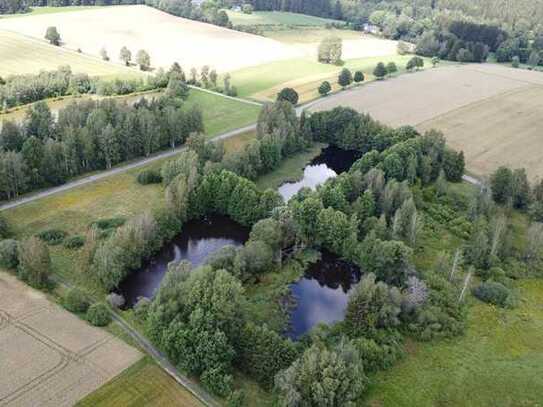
left=0, top=272, right=141, bottom=407
left=0, top=5, right=300, bottom=73
left=309, top=64, right=543, bottom=179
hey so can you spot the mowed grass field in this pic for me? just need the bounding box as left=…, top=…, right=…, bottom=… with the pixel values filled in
left=309, top=63, right=543, bottom=180
left=367, top=279, right=543, bottom=406
left=77, top=357, right=203, bottom=407
left=0, top=30, right=134, bottom=77
left=0, top=6, right=104, bottom=19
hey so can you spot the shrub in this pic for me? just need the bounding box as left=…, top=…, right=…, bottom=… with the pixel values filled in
left=134, top=296, right=151, bottom=321
left=63, top=287, right=89, bottom=313
left=64, top=235, right=86, bottom=249
left=353, top=70, right=365, bottom=83
left=512, top=55, right=520, bottom=68
left=36, top=229, right=67, bottom=245
left=87, top=302, right=112, bottom=326
left=137, top=169, right=163, bottom=185
left=318, top=80, right=332, bottom=96
left=90, top=217, right=126, bottom=230
left=473, top=281, right=512, bottom=307
left=0, top=239, right=19, bottom=269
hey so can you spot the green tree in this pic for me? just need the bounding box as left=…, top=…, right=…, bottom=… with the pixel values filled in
left=100, top=47, right=109, bottom=61
left=345, top=273, right=402, bottom=337
left=338, top=68, right=353, bottom=88
left=373, top=62, right=388, bottom=79
left=45, top=26, right=61, bottom=46
left=17, top=237, right=51, bottom=289
left=277, top=88, right=299, bottom=105
left=512, top=55, right=520, bottom=68
left=275, top=341, right=368, bottom=407
left=136, top=49, right=151, bottom=71
left=119, top=46, right=132, bottom=66
left=432, top=56, right=440, bottom=67
left=490, top=166, right=514, bottom=204
left=318, top=80, right=332, bottom=96
left=318, top=35, right=343, bottom=64
left=0, top=239, right=18, bottom=269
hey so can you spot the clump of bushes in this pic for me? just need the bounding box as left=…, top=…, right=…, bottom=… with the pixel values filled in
left=63, top=287, right=89, bottom=313
left=0, top=239, right=19, bottom=269
left=87, top=302, right=112, bottom=326
left=137, top=169, right=163, bottom=185
left=63, top=235, right=86, bottom=249
left=90, top=217, right=126, bottom=230
left=473, top=281, right=514, bottom=307
left=36, top=229, right=67, bottom=245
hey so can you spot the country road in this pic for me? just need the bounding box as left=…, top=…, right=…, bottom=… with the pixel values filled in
left=0, top=123, right=257, bottom=211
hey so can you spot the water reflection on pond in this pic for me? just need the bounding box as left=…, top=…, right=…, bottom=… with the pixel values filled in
left=287, top=251, right=361, bottom=339
left=278, top=146, right=361, bottom=201
left=118, top=215, right=248, bottom=306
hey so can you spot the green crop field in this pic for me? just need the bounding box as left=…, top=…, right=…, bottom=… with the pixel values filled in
left=77, top=357, right=203, bottom=407
left=0, top=30, right=136, bottom=77
left=367, top=279, right=543, bottom=406
left=231, top=55, right=428, bottom=103
left=226, top=10, right=341, bottom=26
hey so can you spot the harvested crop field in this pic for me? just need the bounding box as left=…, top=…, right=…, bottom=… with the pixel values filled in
left=0, top=272, right=141, bottom=407
left=309, top=64, right=543, bottom=179
left=0, top=5, right=299, bottom=72
left=0, top=30, right=133, bottom=78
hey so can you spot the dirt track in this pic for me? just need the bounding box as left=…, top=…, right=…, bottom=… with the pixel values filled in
left=0, top=272, right=141, bottom=407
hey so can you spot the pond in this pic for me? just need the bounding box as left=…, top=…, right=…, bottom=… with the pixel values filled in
left=287, top=251, right=361, bottom=339
left=118, top=215, right=249, bottom=306
left=278, top=146, right=361, bottom=201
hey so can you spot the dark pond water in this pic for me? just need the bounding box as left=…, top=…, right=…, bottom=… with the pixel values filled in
left=278, top=146, right=361, bottom=201
left=287, top=251, right=361, bottom=339
left=118, top=215, right=249, bottom=306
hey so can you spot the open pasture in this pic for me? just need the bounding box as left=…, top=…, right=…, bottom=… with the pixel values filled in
left=0, top=30, right=133, bottom=78
left=0, top=272, right=141, bottom=407
left=0, top=5, right=300, bottom=72
left=309, top=64, right=543, bottom=179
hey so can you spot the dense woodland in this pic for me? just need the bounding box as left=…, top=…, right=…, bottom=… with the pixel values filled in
left=0, top=76, right=200, bottom=200
left=2, top=97, right=543, bottom=405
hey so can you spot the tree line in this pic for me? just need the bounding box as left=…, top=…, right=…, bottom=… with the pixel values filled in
left=0, top=65, right=170, bottom=109
left=0, top=79, right=200, bottom=200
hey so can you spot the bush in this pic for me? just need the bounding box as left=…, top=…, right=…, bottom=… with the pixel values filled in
left=63, top=287, right=89, bottom=313
left=353, top=70, right=365, bottom=83
left=473, top=281, right=512, bottom=307
left=0, top=239, right=19, bottom=269
left=64, top=235, right=86, bottom=249
left=318, top=80, right=332, bottom=96
left=36, top=229, right=67, bottom=245
left=137, top=169, right=163, bottom=185
left=90, top=217, right=126, bottom=230
left=87, top=302, right=112, bottom=326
